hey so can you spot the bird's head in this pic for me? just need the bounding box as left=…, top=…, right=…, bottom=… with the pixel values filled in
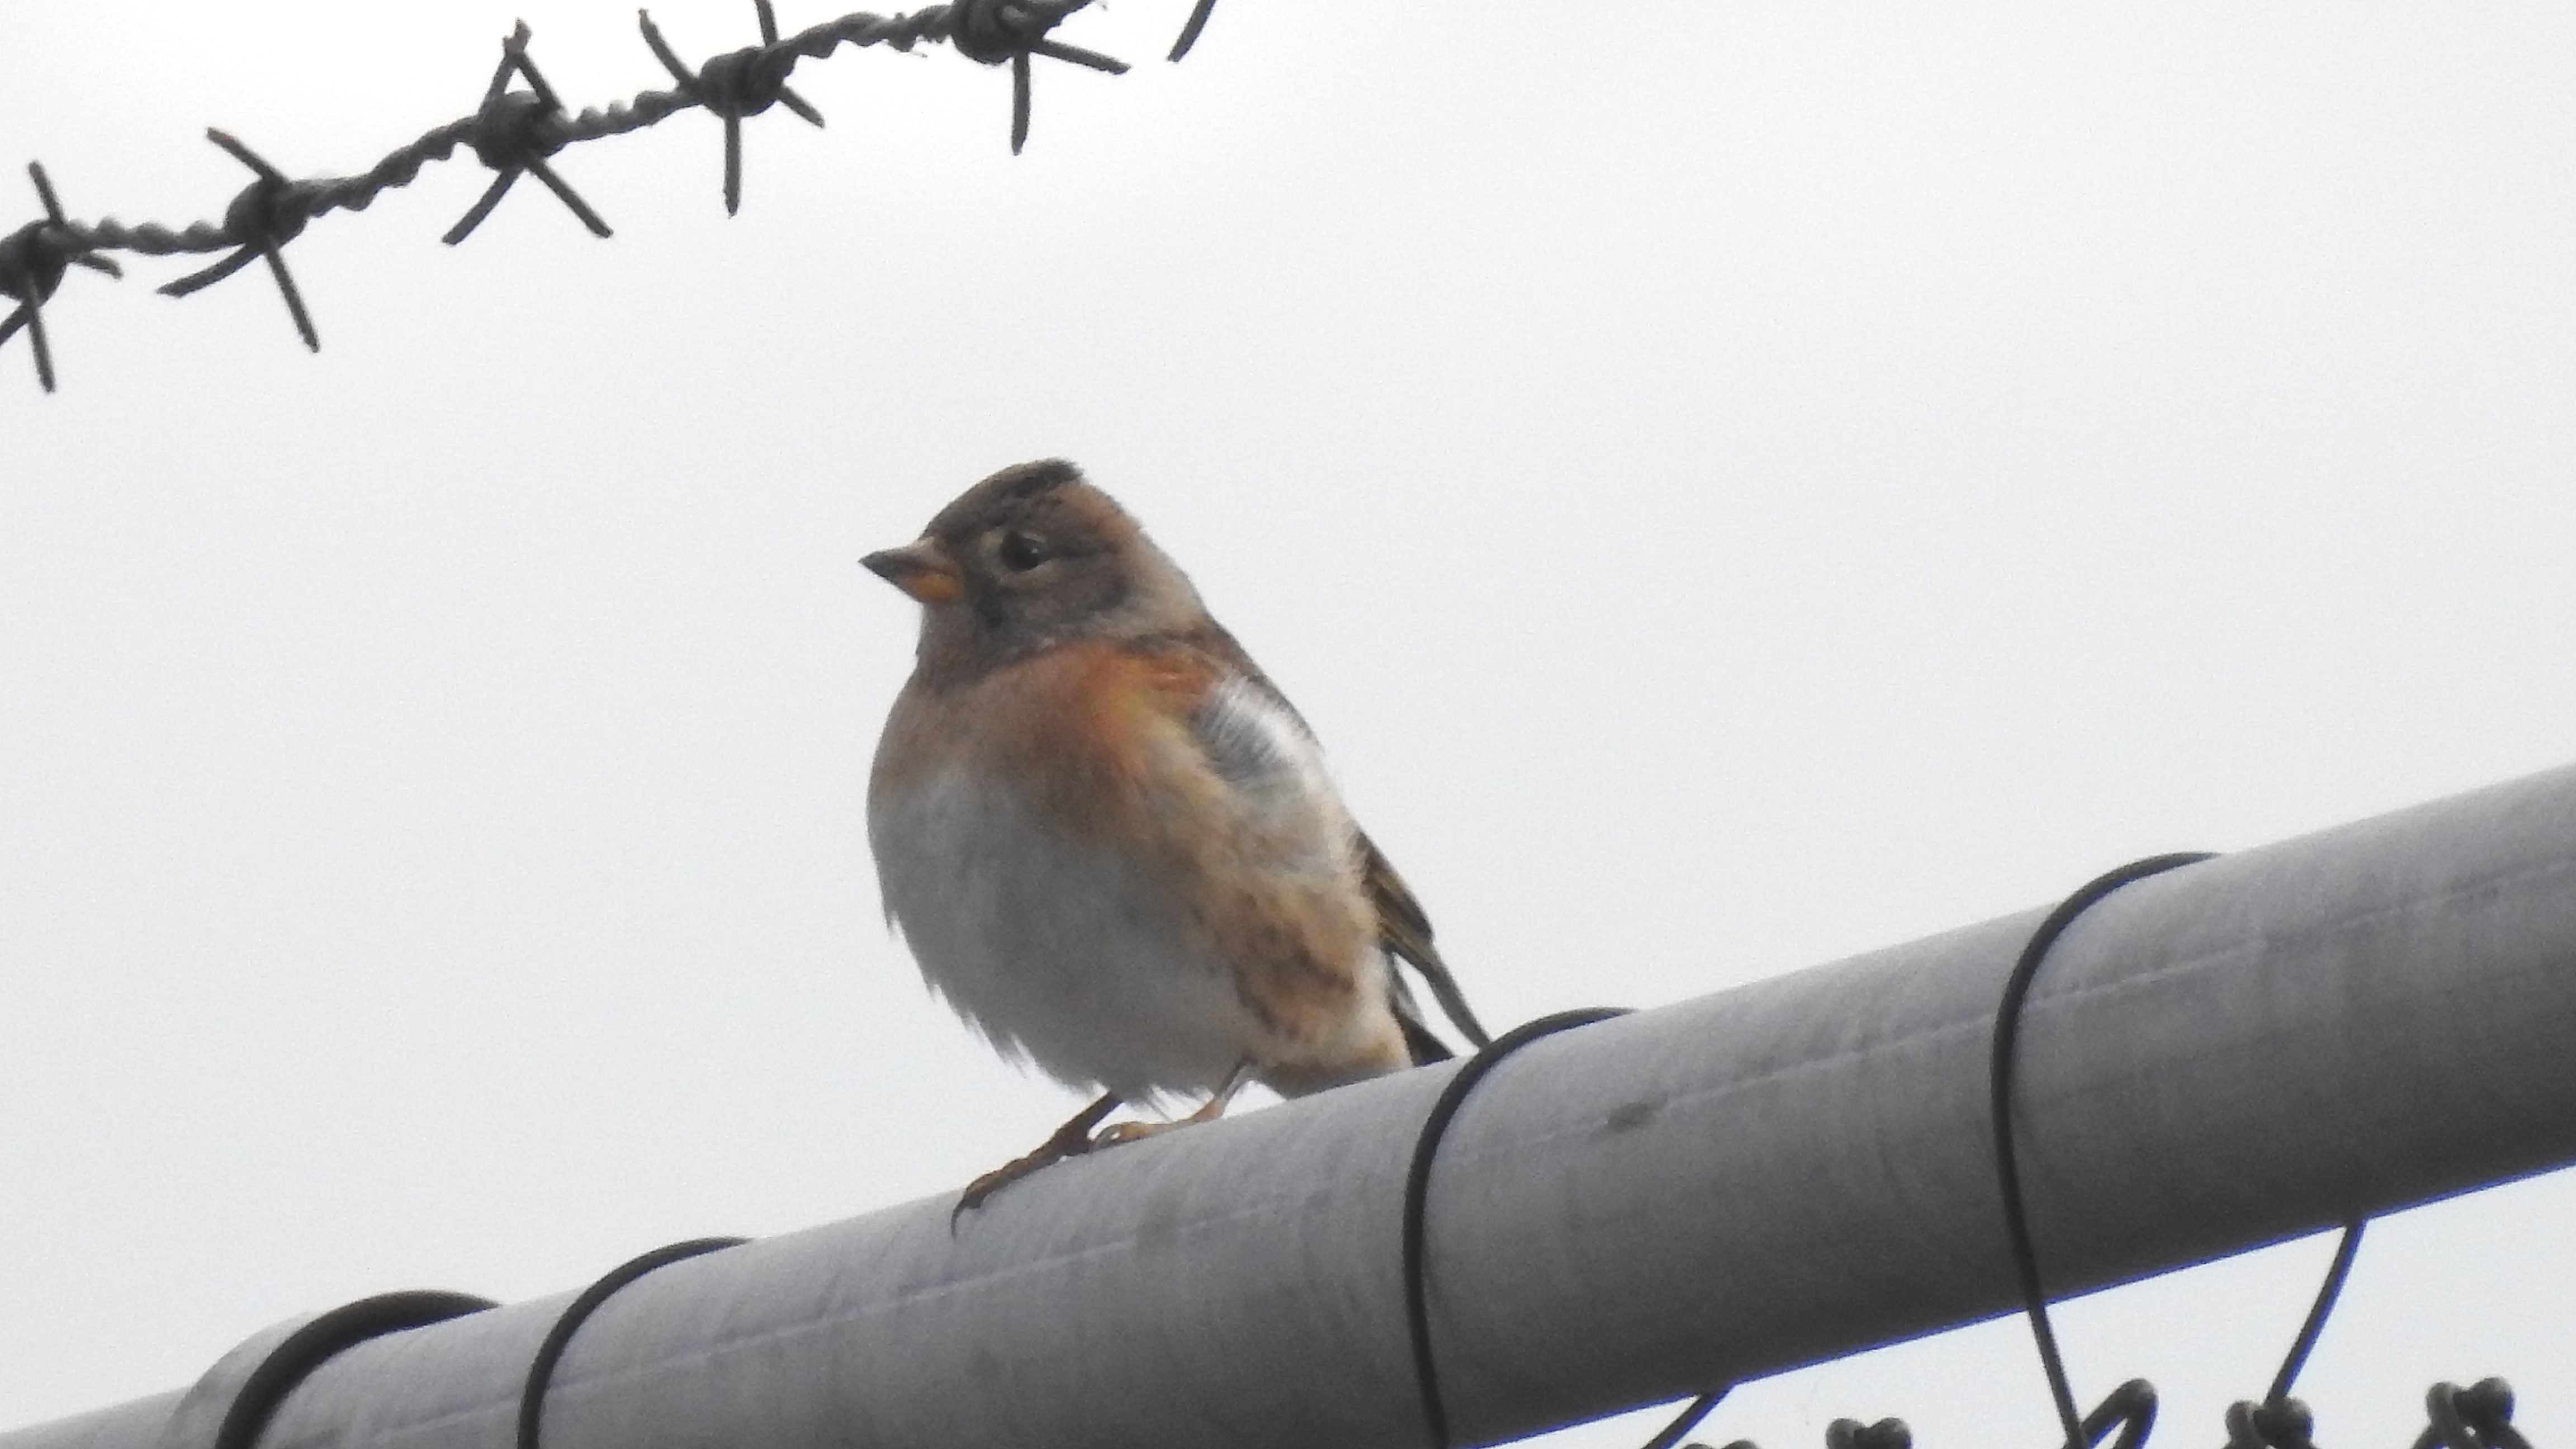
left=864, top=459, right=1208, bottom=678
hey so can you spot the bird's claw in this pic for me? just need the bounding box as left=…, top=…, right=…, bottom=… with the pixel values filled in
left=951, top=1076, right=1243, bottom=1228
left=951, top=1092, right=1123, bottom=1228
left=953, top=1144, right=1073, bottom=1223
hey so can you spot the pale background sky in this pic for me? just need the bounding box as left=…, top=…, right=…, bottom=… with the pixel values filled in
left=3, top=1, right=2573, bottom=1444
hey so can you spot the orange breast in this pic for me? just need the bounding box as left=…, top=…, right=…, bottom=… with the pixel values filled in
left=875, top=640, right=1389, bottom=1069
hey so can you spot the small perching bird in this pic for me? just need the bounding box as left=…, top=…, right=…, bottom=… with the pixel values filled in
left=862, top=460, right=1488, bottom=1209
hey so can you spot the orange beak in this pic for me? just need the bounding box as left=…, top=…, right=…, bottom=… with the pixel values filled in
left=862, top=539, right=964, bottom=604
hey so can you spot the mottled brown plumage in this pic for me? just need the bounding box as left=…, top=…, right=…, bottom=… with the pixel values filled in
left=861, top=460, right=1485, bottom=1209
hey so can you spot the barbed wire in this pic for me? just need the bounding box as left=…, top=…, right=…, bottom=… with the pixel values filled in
left=0, top=0, right=1229, bottom=394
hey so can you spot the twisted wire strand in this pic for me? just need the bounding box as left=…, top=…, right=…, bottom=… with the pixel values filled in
left=59, top=5, right=1041, bottom=258
left=10, top=0, right=1189, bottom=386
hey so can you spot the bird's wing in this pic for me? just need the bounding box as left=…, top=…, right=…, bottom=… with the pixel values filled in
left=1159, top=622, right=1494, bottom=1056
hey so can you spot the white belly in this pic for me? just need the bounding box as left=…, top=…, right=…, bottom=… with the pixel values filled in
left=869, top=764, right=1264, bottom=1102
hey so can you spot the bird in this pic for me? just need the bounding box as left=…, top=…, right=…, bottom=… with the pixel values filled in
left=861, top=458, right=1489, bottom=1212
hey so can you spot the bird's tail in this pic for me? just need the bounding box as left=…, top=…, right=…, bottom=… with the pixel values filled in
left=1362, top=833, right=1494, bottom=1058
left=1396, top=1000, right=1455, bottom=1067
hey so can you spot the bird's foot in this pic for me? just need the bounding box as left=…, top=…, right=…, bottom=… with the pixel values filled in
left=951, top=1067, right=1252, bottom=1227
left=1087, top=1062, right=1248, bottom=1149
left=953, top=1140, right=1083, bottom=1217
left=1092, top=1117, right=1184, bottom=1147
left=953, top=1092, right=1121, bottom=1226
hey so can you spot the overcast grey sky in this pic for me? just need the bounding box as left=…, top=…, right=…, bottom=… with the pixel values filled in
left=4, top=1, right=2574, bottom=1444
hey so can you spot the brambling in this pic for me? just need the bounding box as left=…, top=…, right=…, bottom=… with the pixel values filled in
left=862, top=460, right=1489, bottom=1210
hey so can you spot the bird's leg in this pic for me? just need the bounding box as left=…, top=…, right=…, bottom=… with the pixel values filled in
left=954, top=1091, right=1121, bottom=1221
left=1095, top=1059, right=1254, bottom=1147
left=951, top=1066, right=1258, bottom=1225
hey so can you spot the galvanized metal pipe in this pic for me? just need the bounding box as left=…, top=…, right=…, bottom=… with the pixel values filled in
left=15, top=763, right=2576, bottom=1449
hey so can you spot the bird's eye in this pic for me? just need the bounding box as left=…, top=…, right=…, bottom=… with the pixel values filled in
left=997, top=530, right=1050, bottom=571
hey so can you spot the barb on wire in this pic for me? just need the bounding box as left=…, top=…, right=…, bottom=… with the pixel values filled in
left=156, top=130, right=323, bottom=351
left=948, top=0, right=1129, bottom=154
left=1167, top=0, right=1220, bottom=60
left=640, top=0, right=826, bottom=216
left=12, top=0, right=1216, bottom=391
left=0, top=162, right=121, bottom=392
left=445, top=23, right=615, bottom=245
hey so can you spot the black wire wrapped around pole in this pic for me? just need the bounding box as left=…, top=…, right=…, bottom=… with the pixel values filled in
left=1988, top=853, right=2214, bottom=1449
left=17, top=760, right=2576, bottom=1449
left=518, top=1238, right=749, bottom=1449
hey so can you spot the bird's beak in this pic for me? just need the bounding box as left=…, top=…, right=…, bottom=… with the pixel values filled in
left=862, top=539, right=964, bottom=604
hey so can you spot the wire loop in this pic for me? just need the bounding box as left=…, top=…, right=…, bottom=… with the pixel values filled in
left=1825, top=1417, right=1915, bottom=1449
left=2413, top=1380, right=2532, bottom=1449
left=198, top=1290, right=496, bottom=1449
left=2219, top=1219, right=2365, bottom=1448
left=1395, top=1007, right=1732, bottom=1449
left=1989, top=852, right=2214, bottom=1448
left=2222, top=1398, right=2318, bottom=1449
left=519, top=1236, right=749, bottom=1449
left=2075, top=1377, right=2157, bottom=1449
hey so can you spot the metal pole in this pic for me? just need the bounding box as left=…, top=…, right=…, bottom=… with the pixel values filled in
left=14, top=763, right=2576, bottom=1449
